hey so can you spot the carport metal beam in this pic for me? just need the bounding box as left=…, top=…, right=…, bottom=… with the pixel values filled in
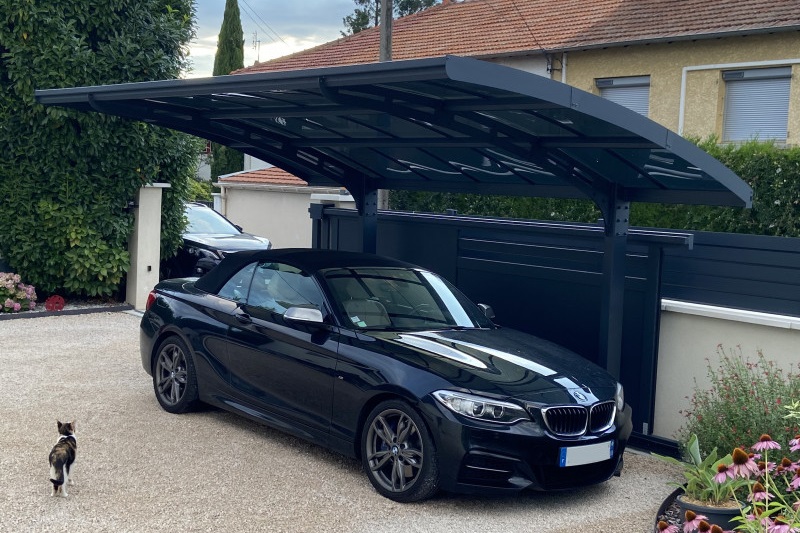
left=34, top=55, right=753, bottom=380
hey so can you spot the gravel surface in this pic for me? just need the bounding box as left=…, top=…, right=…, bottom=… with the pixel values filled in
left=0, top=311, right=682, bottom=533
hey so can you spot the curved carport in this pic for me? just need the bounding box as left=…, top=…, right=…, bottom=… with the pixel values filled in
left=35, top=55, right=752, bottom=381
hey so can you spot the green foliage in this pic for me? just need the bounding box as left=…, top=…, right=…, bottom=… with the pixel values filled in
left=390, top=191, right=600, bottom=223
left=209, top=0, right=244, bottom=180
left=187, top=179, right=213, bottom=203
left=0, top=0, right=198, bottom=297
left=655, top=434, right=741, bottom=505
left=342, top=0, right=438, bottom=35
left=391, top=139, right=800, bottom=237
left=676, top=347, right=800, bottom=459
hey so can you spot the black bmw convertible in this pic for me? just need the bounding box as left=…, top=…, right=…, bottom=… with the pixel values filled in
left=140, top=248, right=632, bottom=502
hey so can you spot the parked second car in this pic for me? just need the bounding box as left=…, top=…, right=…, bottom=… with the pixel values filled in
left=161, top=202, right=272, bottom=278
left=141, top=248, right=632, bottom=502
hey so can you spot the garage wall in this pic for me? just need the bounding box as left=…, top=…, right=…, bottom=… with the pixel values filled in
left=654, top=304, right=800, bottom=439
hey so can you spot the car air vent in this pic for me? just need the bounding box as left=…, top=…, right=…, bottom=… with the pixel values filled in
left=589, top=401, right=616, bottom=433
left=541, top=406, right=588, bottom=437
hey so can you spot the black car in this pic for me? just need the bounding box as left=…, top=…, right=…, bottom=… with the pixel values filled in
left=162, top=202, right=272, bottom=278
left=140, top=249, right=632, bottom=502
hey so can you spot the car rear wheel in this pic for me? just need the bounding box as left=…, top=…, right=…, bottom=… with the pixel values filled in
left=153, top=336, right=199, bottom=413
left=361, top=400, right=439, bottom=502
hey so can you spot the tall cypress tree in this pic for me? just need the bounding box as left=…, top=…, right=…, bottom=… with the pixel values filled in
left=210, top=0, right=245, bottom=179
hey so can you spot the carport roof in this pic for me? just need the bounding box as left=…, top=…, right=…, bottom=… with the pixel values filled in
left=35, top=55, right=751, bottom=208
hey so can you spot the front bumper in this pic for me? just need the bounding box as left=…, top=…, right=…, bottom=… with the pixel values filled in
left=424, top=401, right=633, bottom=495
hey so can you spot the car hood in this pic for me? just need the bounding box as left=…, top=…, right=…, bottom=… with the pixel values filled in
left=185, top=233, right=271, bottom=252
left=374, top=327, right=617, bottom=404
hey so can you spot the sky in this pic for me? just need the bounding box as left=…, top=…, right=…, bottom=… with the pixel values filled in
left=187, top=0, right=356, bottom=78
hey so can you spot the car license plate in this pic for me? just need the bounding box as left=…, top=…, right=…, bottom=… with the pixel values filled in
left=559, top=441, right=614, bottom=467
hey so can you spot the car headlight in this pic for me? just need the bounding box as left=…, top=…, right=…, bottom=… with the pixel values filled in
left=615, top=383, right=625, bottom=411
left=433, top=390, right=529, bottom=424
left=189, top=247, right=222, bottom=260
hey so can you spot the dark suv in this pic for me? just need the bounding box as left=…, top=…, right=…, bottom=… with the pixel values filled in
left=162, top=203, right=272, bottom=278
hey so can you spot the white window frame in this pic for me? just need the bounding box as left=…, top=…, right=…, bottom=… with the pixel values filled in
left=722, top=67, right=792, bottom=143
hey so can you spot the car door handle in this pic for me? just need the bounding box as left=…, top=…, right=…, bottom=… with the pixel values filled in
left=234, top=312, right=252, bottom=324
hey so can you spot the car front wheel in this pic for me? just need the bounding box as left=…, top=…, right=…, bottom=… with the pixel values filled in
left=153, top=336, right=199, bottom=413
left=361, top=400, right=439, bottom=502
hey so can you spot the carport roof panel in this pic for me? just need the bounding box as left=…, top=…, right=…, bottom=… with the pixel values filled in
left=35, top=55, right=752, bottom=207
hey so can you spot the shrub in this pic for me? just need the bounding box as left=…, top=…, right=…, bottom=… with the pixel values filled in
left=676, top=346, right=800, bottom=458
left=0, top=0, right=198, bottom=297
left=0, top=272, right=37, bottom=313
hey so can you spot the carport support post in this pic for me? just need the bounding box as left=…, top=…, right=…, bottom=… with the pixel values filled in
left=126, top=183, right=170, bottom=310
left=357, top=186, right=379, bottom=254
left=598, top=193, right=630, bottom=381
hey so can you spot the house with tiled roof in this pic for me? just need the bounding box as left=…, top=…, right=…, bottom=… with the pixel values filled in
left=237, top=0, right=800, bottom=146
left=214, top=167, right=353, bottom=248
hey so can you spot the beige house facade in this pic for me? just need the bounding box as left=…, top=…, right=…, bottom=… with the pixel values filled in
left=564, top=32, right=800, bottom=145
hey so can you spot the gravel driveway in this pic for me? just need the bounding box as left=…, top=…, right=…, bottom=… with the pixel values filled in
left=0, top=311, right=680, bottom=532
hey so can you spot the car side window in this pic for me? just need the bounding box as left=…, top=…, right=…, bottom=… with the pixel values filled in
left=218, top=262, right=257, bottom=302
left=246, top=262, right=325, bottom=315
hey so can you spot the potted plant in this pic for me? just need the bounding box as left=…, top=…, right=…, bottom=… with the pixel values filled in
left=657, top=402, right=800, bottom=533
left=656, top=433, right=746, bottom=530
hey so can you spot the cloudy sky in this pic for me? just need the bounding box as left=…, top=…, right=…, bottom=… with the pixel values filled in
left=187, top=0, right=356, bottom=78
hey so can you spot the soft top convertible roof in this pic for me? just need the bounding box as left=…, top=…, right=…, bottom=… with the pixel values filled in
left=35, top=55, right=751, bottom=208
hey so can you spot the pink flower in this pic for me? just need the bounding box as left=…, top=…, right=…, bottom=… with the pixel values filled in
left=683, top=511, right=708, bottom=533
left=658, top=520, right=679, bottom=533
left=748, top=481, right=774, bottom=502
left=766, top=518, right=797, bottom=533
left=753, top=434, right=782, bottom=452
left=12, top=302, right=20, bottom=312
left=732, top=448, right=760, bottom=478
left=789, top=470, right=800, bottom=491
left=790, top=436, right=800, bottom=453
left=714, top=462, right=734, bottom=484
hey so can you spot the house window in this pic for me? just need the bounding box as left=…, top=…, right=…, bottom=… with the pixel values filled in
left=595, top=76, right=651, bottom=117
left=722, top=67, right=791, bottom=143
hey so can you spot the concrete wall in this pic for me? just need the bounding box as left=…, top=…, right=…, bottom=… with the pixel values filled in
left=653, top=300, right=800, bottom=440
left=562, top=33, right=800, bottom=144
left=217, top=184, right=353, bottom=249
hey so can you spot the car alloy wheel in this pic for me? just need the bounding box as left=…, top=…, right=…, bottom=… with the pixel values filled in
left=362, top=400, right=438, bottom=502
left=153, top=336, right=198, bottom=413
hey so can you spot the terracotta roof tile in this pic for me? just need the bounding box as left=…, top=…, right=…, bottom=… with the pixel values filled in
left=218, top=167, right=308, bottom=186
left=235, top=0, right=800, bottom=74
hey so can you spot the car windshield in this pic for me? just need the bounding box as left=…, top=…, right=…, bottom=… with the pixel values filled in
left=321, top=267, right=494, bottom=331
left=185, top=204, right=240, bottom=234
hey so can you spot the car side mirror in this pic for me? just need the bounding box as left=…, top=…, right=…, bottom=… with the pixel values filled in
left=284, top=306, right=325, bottom=326
left=478, top=303, right=495, bottom=320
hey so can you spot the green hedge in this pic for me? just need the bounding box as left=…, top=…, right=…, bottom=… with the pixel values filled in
left=390, top=139, right=800, bottom=237
left=0, top=0, right=200, bottom=297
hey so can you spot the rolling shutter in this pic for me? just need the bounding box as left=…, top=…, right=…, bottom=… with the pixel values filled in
left=596, top=76, right=650, bottom=117
left=723, top=67, right=791, bottom=142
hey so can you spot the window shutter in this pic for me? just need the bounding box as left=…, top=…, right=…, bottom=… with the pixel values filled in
left=596, top=76, right=651, bottom=117
left=723, top=68, right=791, bottom=142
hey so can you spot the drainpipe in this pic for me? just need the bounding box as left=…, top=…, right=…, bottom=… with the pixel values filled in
left=561, top=52, right=567, bottom=84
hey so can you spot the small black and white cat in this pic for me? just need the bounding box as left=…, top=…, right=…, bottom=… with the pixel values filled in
left=48, top=420, right=77, bottom=497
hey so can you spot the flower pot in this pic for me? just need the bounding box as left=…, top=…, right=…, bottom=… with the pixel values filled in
left=676, top=495, right=741, bottom=531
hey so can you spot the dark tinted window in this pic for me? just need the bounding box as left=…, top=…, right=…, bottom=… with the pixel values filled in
left=247, top=262, right=325, bottom=315
left=322, top=267, right=493, bottom=331
left=218, top=262, right=257, bottom=302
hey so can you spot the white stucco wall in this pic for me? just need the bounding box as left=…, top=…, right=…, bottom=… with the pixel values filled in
left=217, top=184, right=353, bottom=249
left=489, top=55, right=550, bottom=77
left=653, top=300, right=800, bottom=440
